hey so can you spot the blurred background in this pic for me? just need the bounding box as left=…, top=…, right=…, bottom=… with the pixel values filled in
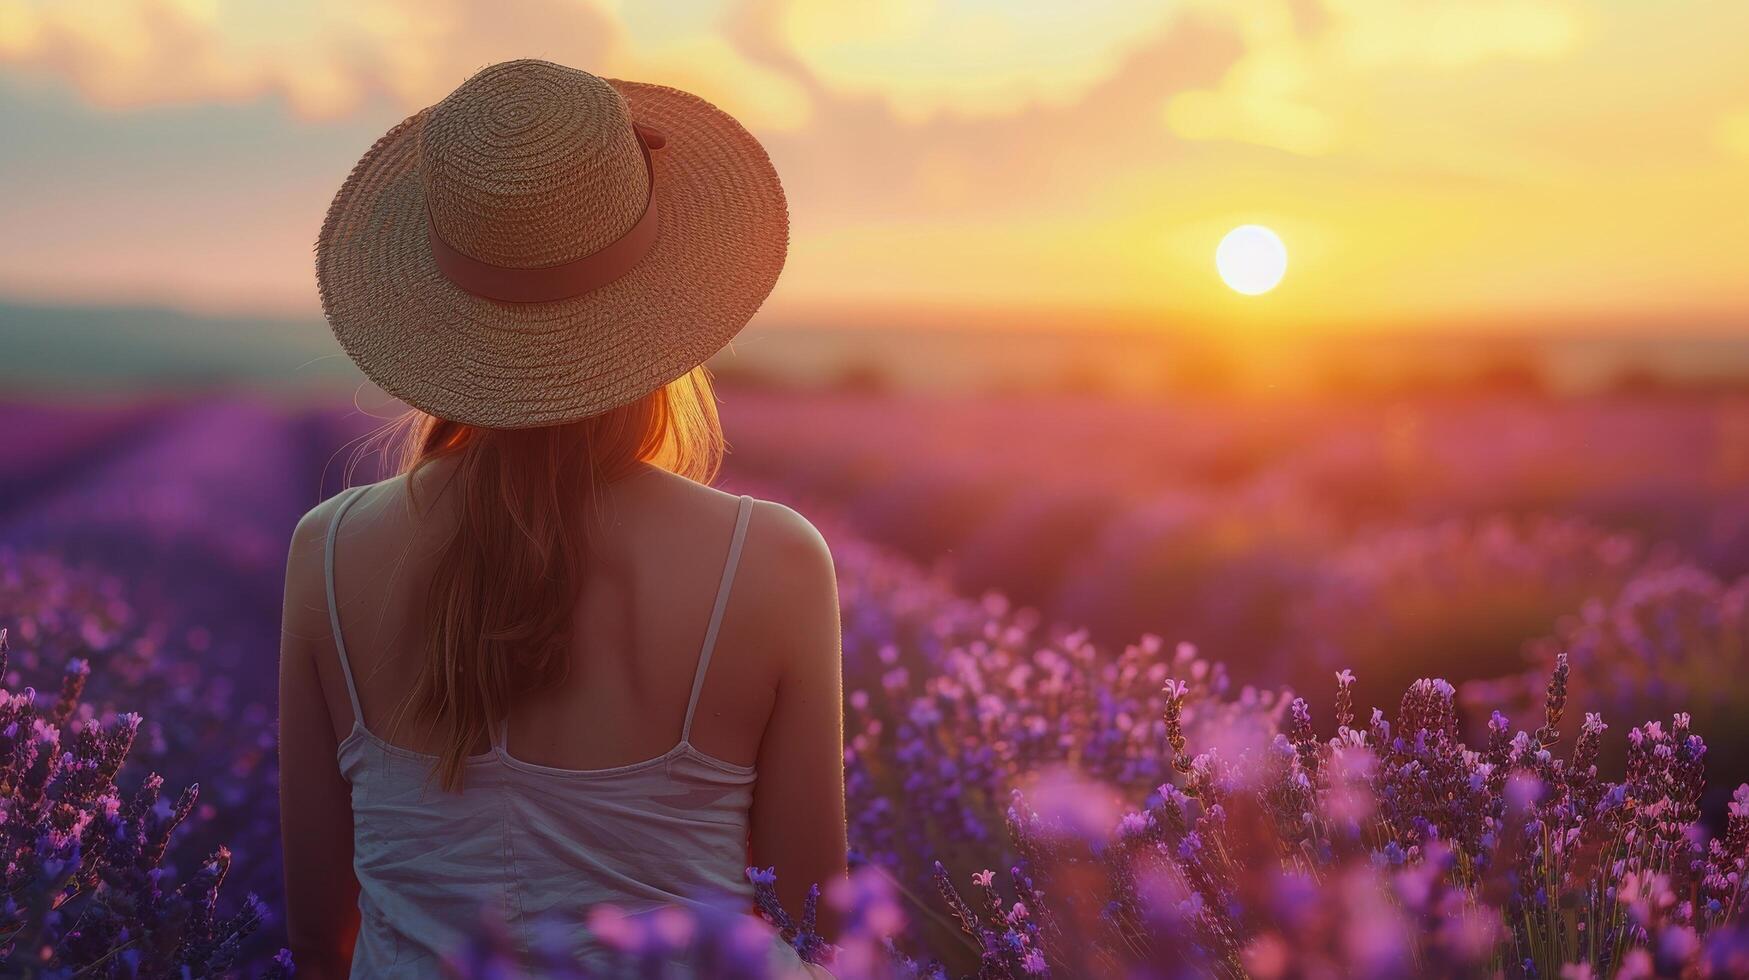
left=2, top=0, right=1748, bottom=961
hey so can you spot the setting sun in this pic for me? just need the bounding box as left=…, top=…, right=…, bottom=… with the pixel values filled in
left=1216, top=225, right=1288, bottom=296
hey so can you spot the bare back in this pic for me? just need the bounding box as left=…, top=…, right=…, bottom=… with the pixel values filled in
left=319, top=462, right=783, bottom=769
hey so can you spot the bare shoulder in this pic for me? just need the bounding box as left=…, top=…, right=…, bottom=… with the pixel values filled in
left=288, top=477, right=402, bottom=564
left=735, top=497, right=840, bottom=664
left=289, top=489, right=346, bottom=560
left=613, top=470, right=839, bottom=669
left=282, top=478, right=404, bottom=635
left=282, top=491, right=349, bottom=654
left=628, top=469, right=833, bottom=581
left=744, top=498, right=833, bottom=578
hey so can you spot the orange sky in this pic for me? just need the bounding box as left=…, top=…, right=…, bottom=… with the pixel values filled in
left=1, top=0, right=1746, bottom=335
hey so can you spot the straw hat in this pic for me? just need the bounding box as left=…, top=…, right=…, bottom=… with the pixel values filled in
left=316, top=59, right=788, bottom=428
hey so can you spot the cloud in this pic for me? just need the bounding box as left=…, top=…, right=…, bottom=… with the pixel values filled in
left=0, top=0, right=811, bottom=130
left=0, top=0, right=1585, bottom=150
left=1164, top=42, right=1337, bottom=156
left=1326, top=0, right=1578, bottom=70
left=773, top=0, right=1178, bottom=121
left=1718, top=108, right=1749, bottom=159
left=1164, top=0, right=1584, bottom=155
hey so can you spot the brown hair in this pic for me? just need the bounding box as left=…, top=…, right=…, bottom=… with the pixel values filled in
left=386, top=367, right=724, bottom=790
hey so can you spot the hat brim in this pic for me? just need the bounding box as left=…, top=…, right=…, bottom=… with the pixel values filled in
left=315, top=79, right=788, bottom=429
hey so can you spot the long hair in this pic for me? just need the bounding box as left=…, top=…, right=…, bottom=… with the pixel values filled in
left=384, top=367, right=723, bottom=791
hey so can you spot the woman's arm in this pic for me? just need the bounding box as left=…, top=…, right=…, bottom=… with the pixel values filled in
left=746, top=503, right=849, bottom=935
left=279, top=502, right=362, bottom=978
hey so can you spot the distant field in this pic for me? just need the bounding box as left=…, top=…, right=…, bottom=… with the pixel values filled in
left=9, top=385, right=1748, bottom=722
left=9, top=298, right=1749, bottom=399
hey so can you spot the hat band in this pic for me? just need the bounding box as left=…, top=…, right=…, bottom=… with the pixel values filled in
left=426, top=124, right=665, bottom=304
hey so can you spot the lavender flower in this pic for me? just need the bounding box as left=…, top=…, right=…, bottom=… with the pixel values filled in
left=0, top=626, right=281, bottom=976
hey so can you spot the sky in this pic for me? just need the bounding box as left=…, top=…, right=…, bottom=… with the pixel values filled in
left=1, top=0, right=1747, bottom=337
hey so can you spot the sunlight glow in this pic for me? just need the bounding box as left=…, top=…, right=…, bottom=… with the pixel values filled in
left=1216, top=225, right=1288, bottom=295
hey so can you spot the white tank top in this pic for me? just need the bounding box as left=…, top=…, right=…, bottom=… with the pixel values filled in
left=323, top=487, right=801, bottom=976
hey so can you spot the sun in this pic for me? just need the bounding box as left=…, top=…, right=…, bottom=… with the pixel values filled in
left=1216, top=225, right=1288, bottom=295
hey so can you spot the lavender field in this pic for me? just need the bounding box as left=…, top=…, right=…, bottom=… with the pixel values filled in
left=3, top=389, right=1749, bottom=977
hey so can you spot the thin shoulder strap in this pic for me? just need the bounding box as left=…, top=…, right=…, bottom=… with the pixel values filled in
left=324, top=486, right=370, bottom=729
left=681, top=495, right=754, bottom=743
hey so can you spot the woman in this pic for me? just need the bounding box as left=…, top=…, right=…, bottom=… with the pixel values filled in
left=278, top=59, right=845, bottom=977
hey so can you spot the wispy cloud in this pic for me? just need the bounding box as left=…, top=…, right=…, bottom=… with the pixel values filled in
left=1163, top=0, right=1583, bottom=156
left=771, top=0, right=1177, bottom=121
left=1718, top=108, right=1749, bottom=160
left=0, top=0, right=811, bottom=128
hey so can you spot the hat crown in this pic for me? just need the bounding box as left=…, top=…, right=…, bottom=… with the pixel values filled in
left=418, top=60, right=649, bottom=270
